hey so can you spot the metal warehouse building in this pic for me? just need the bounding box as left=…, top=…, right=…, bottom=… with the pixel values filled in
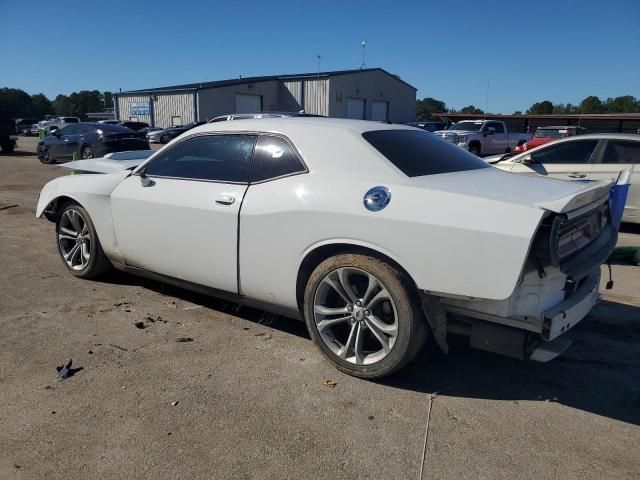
left=113, top=68, right=416, bottom=128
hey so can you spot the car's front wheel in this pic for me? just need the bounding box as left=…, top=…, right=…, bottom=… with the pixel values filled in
left=304, top=254, right=427, bottom=379
left=38, top=145, right=52, bottom=164
left=81, top=145, right=94, bottom=159
left=56, top=203, right=112, bottom=278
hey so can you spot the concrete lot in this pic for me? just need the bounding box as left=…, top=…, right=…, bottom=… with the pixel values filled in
left=1, top=136, right=639, bottom=479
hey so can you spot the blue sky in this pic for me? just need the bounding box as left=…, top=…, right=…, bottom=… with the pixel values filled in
left=1, top=0, right=638, bottom=113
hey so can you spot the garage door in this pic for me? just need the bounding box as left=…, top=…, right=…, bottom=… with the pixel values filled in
left=372, top=101, right=388, bottom=121
left=235, top=94, right=262, bottom=113
left=346, top=98, right=365, bottom=119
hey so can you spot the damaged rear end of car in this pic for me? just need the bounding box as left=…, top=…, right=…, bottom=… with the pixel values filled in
left=435, top=181, right=616, bottom=362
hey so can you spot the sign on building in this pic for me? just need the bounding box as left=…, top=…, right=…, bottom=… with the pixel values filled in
left=130, top=102, right=150, bottom=116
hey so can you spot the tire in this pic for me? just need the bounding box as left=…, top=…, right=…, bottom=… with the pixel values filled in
left=81, top=145, right=94, bottom=159
left=303, top=253, right=428, bottom=379
left=1, top=141, right=15, bottom=153
left=55, top=203, right=112, bottom=279
left=38, top=145, right=53, bottom=164
left=160, top=134, right=169, bottom=144
left=468, top=143, right=481, bottom=156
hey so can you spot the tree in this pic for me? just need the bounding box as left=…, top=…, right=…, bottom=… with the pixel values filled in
left=52, top=94, right=71, bottom=116
left=604, top=95, right=639, bottom=113
left=416, top=97, right=447, bottom=120
left=526, top=100, right=553, bottom=115
left=460, top=105, right=484, bottom=114
left=31, top=93, right=54, bottom=118
left=102, top=91, right=114, bottom=111
left=0, top=88, right=34, bottom=119
left=578, top=96, right=604, bottom=114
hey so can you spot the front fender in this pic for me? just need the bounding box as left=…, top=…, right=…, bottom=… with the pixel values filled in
left=36, top=172, right=130, bottom=263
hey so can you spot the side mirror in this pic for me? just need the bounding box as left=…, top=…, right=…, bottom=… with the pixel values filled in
left=50, top=128, right=59, bottom=137
left=521, top=155, right=537, bottom=165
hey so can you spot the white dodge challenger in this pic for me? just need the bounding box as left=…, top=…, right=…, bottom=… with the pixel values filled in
left=37, top=118, right=617, bottom=378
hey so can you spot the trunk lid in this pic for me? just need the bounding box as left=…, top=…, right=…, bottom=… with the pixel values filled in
left=409, top=167, right=612, bottom=214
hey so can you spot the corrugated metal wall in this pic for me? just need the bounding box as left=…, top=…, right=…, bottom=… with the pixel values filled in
left=153, top=92, right=195, bottom=128
left=117, top=95, right=152, bottom=124
left=303, top=79, right=329, bottom=116
left=282, top=80, right=302, bottom=105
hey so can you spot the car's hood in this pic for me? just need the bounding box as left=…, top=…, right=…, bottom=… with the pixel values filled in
left=60, top=150, right=154, bottom=174
left=409, top=167, right=612, bottom=214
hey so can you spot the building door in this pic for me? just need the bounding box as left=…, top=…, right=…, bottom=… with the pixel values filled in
left=235, top=94, right=262, bottom=113
left=371, top=101, right=388, bottom=121
left=346, top=98, right=365, bottom=119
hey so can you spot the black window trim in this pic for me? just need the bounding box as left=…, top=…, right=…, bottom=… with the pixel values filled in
left=136, top=131, right=308, bottom=185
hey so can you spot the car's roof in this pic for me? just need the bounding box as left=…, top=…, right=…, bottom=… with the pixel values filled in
left=190, top=116, right=411, bottom=136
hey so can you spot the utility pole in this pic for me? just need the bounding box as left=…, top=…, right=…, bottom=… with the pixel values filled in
left=360, top=40, right=367, bottom=69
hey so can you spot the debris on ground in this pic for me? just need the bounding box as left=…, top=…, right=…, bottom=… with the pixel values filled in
left=175, top=337, right=193, bottom=343
left=171, top=401, right=179, bottom=407
left=323, top=380, right=337, bottom=388
left=134, top=321, right=146, bottom=329
left=56, top=359, right=82, bottom=380
left=183, top=305, right=203, bottom=310
left=254, top=332, right=272, bottom=340
left=0, top=204, right=19, bottom=211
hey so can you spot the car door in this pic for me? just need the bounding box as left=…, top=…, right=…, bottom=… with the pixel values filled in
left=589, top=139, right=639, bottom=222
left=49, top=124, right=76, bottom=159
left=111, top=133, right=257, bottom=293
left=486, top=122, right=508, bottom=154
left=64, top=124, right=90, bottom=158
left=510, top=139, right=601, bottom=181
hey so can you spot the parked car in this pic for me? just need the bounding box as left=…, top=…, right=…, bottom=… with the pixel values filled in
left=15, top=118, right=37, bottom=135
left=515, top=126, right=587, bottom=153
left=37, top=122, right=149, bottom=164
left=0, top=118, right=17, bottom=153
left=36, top=118, right=617, bottom=378
left=435, top=120, right=531, bottom=156
left=150, top=121, right=206, bottom=144
left=145, top=127, right=165, bottom=142
left=30, top=124, right=40, bottom=136
left=43, top=116, right=81, bottom=134
left=405, top=121, right=447, bottom=132
left=97, top=120, right=122, bottom=125
left=492, top=133, right=640, bottom=224
left=119, top=121, right=150, bottom=132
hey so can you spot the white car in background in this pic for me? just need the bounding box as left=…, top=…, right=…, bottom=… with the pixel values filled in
left=36, top=118, right=616, bottom=378
left=491, top=133, right=639, bottom=224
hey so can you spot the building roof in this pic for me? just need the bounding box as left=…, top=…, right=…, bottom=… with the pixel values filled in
left=116, top=68, right=416, bottom=95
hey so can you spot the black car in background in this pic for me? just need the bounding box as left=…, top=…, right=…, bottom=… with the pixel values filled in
left=119, top=121, right=150, bottom=132
left=405, top=121, right=447, bottom=132
left=152, top=121, right=206, bottom=144
left=37, top=123, right=149, bottom=164
left=15, top=118, right=37, bottom=135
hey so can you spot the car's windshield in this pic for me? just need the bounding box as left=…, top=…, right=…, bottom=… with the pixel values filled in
left=449, top=121, right=484, bottom=131
left=534, top=128, right=569, bottom=139
left=362, top=129, right=489, bottom=177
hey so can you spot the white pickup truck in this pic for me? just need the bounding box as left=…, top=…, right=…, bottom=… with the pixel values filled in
left=434, top=120, right=531, bottom=157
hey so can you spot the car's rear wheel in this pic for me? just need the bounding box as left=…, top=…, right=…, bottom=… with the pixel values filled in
left=1, top=141, right=15, bottom=153
left=38, top=145, right=52, bottom=164
left=303, top=254, right=427, bottom=379
left=468, top=143, right=481, bottom=156
left=160, top=134, right=169, bottom=144
left=81, top=145, right=94, bottom=159
left=55, top=203, right=112, bottom=278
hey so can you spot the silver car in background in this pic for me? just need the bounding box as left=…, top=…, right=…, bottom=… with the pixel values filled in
left=493, top=133, right=640, bottom=224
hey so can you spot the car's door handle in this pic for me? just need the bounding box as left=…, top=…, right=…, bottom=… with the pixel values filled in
left=568, top=173, right=586, bottom=178
left=215, top=194, right=235, bottom=206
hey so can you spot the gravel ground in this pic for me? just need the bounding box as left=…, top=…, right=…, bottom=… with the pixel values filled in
left=1, top=137, right=639, bottom=479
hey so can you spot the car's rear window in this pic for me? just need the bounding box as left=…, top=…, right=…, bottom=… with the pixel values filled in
left=362, top=129, right=489, bottom=177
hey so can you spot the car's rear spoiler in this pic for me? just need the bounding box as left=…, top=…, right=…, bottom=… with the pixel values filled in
left=534, top=180, right=612, bottom=214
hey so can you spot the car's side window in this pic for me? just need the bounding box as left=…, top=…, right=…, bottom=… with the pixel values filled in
left=250, top=135, right=307, bottom=182
left=600, top=140, right=639, bottom=164
left=58, top=125, right=76, bottom=135
left=530, top=140, right=599, bottom=164
left=491, top=122, right=505, bottom=134
left=144, top=134, right=257, bottom=183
